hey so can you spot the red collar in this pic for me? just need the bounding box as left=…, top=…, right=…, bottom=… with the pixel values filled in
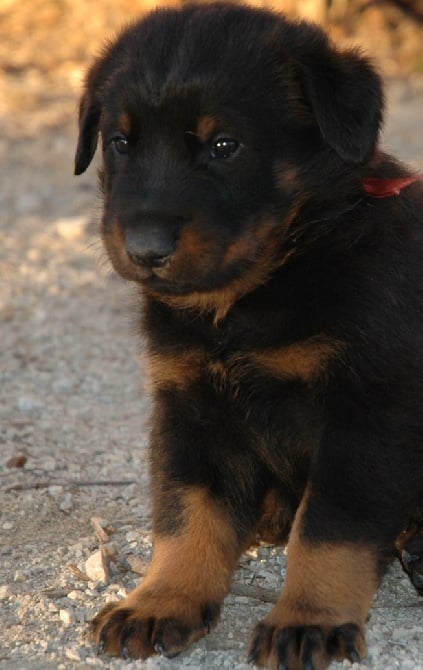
left=361, top=174, right=423, bottom=198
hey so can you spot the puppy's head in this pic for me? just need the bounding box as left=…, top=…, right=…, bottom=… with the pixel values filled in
left=75, top=3, right=383, bottom=310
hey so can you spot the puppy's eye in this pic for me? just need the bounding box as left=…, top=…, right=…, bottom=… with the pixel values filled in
left=111, top=136, right=129, bottom=155
left=210, top=137, right=239, bottom=160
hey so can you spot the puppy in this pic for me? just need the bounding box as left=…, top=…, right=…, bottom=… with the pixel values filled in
left=75, top=3, right=423, bottom=668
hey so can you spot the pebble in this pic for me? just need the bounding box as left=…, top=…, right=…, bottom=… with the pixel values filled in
left=0, top=585, right=11, bottom=600
left=13, top=569, right=25, bottom=582
left=90, top=516, right=114, bottom=543
left=59, top=493, right=74, bottom=512
left=125, top=530, right=140, bottom=543
left=84, top=550, right=108, bottom=582
left=67, top=590, right=81, bottom=601
left=65, top=648, right=81, bottom=661
left=18, top=396, right=43, bottom=412
left=59, top=608, right=75, bottom=625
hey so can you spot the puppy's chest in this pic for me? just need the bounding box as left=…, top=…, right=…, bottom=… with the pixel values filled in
left=144, top=332, right=342, bottom=396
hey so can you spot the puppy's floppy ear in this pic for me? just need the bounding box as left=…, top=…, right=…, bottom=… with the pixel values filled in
left=74, top=87, right=102, bottom=175
left=299, top=47, right=384, bottom=163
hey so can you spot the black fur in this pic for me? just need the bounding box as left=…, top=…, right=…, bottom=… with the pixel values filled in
left=76, top=4, right=423, bottom=668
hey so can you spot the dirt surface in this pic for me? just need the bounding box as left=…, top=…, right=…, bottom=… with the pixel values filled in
left=1, top=3, right=423, bottom=669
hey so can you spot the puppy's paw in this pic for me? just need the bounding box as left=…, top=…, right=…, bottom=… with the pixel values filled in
left=92, top=592, right=220, bottom=659
left=248, top=620, right=366, bottom=670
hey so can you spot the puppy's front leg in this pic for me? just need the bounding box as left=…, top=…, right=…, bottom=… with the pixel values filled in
left=91, top=367, right=258, bottom=660
left=92, top=483, right=241, bottom=658
left=249, top=392, right=415, bottom=670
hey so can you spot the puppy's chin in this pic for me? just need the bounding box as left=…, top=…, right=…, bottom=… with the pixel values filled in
left=106, top=254, right=210, bottom=295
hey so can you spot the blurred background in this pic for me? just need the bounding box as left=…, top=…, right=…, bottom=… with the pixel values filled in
left=1, top=0, right=422, bottom=81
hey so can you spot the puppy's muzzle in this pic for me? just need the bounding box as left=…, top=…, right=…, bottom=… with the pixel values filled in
left=124, top=214, right=181, bottom=269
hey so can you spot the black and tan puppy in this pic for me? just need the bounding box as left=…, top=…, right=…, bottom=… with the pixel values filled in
left=75, top=3, right=423, bottom=668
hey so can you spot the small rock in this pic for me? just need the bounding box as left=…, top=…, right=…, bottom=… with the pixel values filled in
left=13, top=570, right=25, bottom=583
left=90, top=516, right=114, bottom=544
left=126, top=554, right=148, bottom=576
left=101, top=542, right=118, bottom=561
left=18, top=396, right=43, bottom=412
left=65, top=648, right=81, bottom=661
left=59, top=493, right=73, bottom=512
left=67, top=590, right=81, bottom=601
left=84, top=550, right=109, bottom=583
left=6, top=455, right=27, bottom=469
left=0, top=585, right=11, bottom=600
left=125, top=530, right=139, bottom=543
left=68, top=563, right=90, bottom=582
left=59, top=608, right=75, bottom=625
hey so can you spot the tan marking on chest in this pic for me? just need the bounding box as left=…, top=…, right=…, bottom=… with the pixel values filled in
left=249, top=336, right=344, bottom=383
left=145, top=349, right=206, bottom=391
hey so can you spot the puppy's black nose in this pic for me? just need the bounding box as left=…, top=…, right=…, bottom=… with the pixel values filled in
left=124, top=226, right=175, bottom=269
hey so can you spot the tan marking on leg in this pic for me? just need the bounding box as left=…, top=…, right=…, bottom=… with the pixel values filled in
left=249, top=490, right=375, bottom=668
left=142, top=487, right=240, bottom=600
left=249, top=335, right=344, bottom=383
left=91, top=487, right=241, bottom=658
left=267, top=490, right=378, bottom=630
left=144, top=349, right=205, bottom=391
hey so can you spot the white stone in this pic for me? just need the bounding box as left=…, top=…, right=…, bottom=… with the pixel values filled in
left=59, top=608, right=75, bottom=625
left=0, top=585, right=11, bottom=599
left=84, top=550, right=108, bottom=583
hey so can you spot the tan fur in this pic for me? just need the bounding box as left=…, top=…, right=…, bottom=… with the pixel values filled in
left=142, top=487, right=239, bottom=599
left=266, top=489, right=377, bottom=629
left=250, top=335, right=344, bottom=383
left=144, top=334, right=342, bottom=395
left=145, top=349, right=206, bottom=391
left=119, top=112, right=131, bottom=137
left=91, top=487, right=241, bottom=657
left=274, top=162, right=302, bottom=193
left=148, top=211, right=300, bottom=323
left=196, top=115, right=221, bottom=141
left=252, top=488, right=292, bottom=545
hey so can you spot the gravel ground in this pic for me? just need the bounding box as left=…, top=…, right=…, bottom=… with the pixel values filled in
left=0, top=50, right=422, bottom=670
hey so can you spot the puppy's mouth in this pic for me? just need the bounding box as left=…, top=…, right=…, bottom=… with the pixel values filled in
left=104, top=212, right=288, bottom=298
